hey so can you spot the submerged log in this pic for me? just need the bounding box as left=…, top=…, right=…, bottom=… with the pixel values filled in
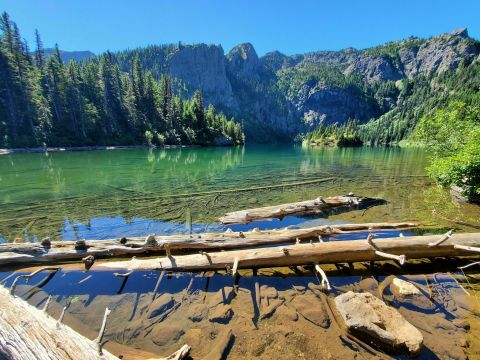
left=96, top=233, right=480, bottom=272
left=219, top=195, right=382, bottom=225
left=0, top=222, right=416, bottom=266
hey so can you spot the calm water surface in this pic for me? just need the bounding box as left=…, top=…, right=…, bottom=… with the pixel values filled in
left=2, top=145, right=480, bottom=359
left=1, top=145, right=479, bottom=242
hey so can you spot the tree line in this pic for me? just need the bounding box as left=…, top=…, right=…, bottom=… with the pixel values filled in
left=301, top=119, right=363, bottom=147
left=0, top=12, right=244, bottom=148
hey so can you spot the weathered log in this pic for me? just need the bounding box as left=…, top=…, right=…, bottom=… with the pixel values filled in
left=0, top=285, right=118, bottom=360
left=95, top=233, right=480, bottom=272
left=0, top=222, right=416, bottom=266
left=219, top=195, right=380, bottom=225
left=0, top=285, right=191, bottom=360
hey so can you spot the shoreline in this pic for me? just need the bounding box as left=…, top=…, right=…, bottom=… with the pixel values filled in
left=0, top=144, right=210, bottom=155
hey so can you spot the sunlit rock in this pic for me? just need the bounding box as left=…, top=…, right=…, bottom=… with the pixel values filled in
left=335, top=291, right=423, bottom=356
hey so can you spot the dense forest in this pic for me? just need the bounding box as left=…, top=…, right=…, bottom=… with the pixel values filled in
left=359, top=61, right=480, bottom=144
left=0, top=13, right=244, bottom=148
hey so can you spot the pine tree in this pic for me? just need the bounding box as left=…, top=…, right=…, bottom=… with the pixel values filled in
left=34, top=29, right=44, bottom=68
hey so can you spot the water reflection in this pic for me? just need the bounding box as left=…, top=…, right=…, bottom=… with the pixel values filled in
left=1, top=146, right=479, bottom=242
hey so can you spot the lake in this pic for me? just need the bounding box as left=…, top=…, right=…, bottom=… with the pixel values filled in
left=1, top=145, right=479, bottom=242
left=2, top=145, right=480, bottom=359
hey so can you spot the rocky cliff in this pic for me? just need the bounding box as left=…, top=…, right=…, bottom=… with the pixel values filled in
left=121, top=28, right=480, bottom=141
left=168, top=44, right=237, bottom=109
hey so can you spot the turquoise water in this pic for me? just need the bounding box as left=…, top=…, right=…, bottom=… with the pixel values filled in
left=0, top=145, right=479, bottom=242
left=1, top=145, right=480, bottom=360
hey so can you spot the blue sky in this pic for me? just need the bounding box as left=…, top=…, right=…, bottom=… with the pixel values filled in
left=2, top=0, right=479, bottom=56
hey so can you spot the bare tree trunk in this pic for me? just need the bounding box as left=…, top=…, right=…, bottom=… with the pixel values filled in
left=0, top=222, right=416, bottom=266
left=95, top=233, right=480, bottom=272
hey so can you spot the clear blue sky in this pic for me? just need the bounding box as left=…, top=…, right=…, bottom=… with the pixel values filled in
left=3, top=0, right=479, bottom=56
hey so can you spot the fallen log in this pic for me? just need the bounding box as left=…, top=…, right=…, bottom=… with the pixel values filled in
left=0, top=284, right=192, bottom=360
left=0, top=285, right=118, bottom=360
left=95, top=233, right=480, bottom=272
left=0, top=222, right=416, bottom=266
left=219, top=195, right=382, bottom=225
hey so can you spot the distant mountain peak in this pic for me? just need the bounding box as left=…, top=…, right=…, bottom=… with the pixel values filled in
left=446, top=27, right=468, bottom=38
left=43, top=49, right=95, bottom=63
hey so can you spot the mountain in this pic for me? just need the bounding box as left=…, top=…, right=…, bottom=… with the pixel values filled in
left=43, top=48, right=95, bottom=63
left=109, top=28, right=480, bottom=142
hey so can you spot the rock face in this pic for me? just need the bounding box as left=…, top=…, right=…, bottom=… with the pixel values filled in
left=168, top=44, right=237, bottom=108
left=291, top=85, right=379, bottom=129
left=227, top=43, right=261, bottom=80
left=403, top=28, right=477, bottom=78
left=334, top=291, right=424, bottom=356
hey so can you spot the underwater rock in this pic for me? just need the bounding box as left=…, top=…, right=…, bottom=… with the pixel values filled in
left=260, top=285, right=279, bottom=300
left=275, top=304, right=299, bottom=323
left=204, top=328, right=234, bottom=360
left=260, top=298, right=285, bottom=319
left=291, top=294, right=330, bottom=328
left=207, top=287, right=234, bottom=306
left=209, top=304, right=234, bottom=323
left=150, top=323, right=185, bottom=346
left=452, top=319, right=470, bottom=331
left=187, top=303, right=208, bottom=322
left=358, top=277, right=379, bottom=294
left=275, top=326, right=293, bottom=337
left=391, top=278, right=421, bottom=296
left=183, top=328, right=203, bottom=348
left=335, top=291, right=424, bottom=356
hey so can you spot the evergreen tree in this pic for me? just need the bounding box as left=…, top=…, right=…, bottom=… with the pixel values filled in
left=0, top=13, right=244, bottom=148
left=34, top=29, right=44, bottom=68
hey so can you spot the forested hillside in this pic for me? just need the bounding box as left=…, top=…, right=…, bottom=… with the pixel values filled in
left=0, top=13, right=244, bottom=148
left=359, top=60, right=480, bottom=144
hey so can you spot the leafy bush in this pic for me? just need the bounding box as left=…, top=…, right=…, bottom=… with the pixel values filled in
left=414, top=102, right=480, bottom=197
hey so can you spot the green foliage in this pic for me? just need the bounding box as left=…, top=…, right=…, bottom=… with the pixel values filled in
left=303, top=119, right=363, bottom=147
left=0, top=13, right=244, bottom=148
left=363, top=37, right=424, bottom=68
left=360, top=59, right=480, bottom=145
left=277, top=62, right=372, bottom=100
left=414, top=102, right=480, bottom=196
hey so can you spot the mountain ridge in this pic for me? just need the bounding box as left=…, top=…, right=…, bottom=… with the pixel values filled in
left=52, top=28, right=480, bottom=142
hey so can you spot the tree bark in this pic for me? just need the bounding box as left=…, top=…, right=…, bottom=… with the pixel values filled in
left=95, top=233, right=480, bottom=272
left=0, top=285, right=118, bottom=360
left=0, top=222, right=416, bottom=266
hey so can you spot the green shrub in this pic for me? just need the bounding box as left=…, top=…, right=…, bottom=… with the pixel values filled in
left=414, top=102, right=480, bottom=197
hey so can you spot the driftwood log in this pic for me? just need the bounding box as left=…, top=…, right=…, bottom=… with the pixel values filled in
left=0, top=285, right=118, bottom=360
left=0, top=285, right=191, bottom=360
left=0, top=223, right=416, bottom=266
left=95, top=233, right=480, bottom=272
left=219, top=195, right=379, bottom=225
